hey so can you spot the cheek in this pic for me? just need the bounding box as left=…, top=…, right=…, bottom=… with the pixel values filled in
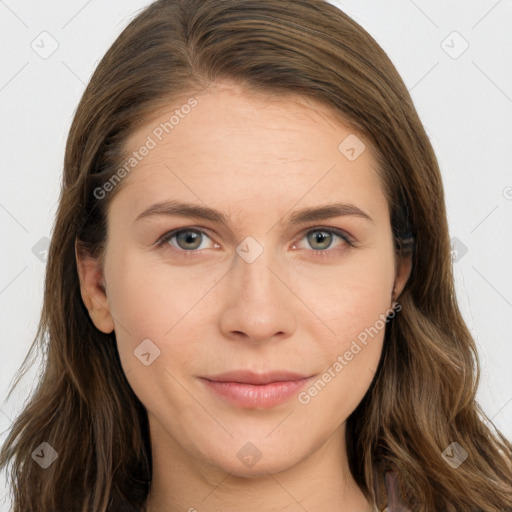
left=104, top=246, right=209, bottom=334
left=306, top=253, right=395, bottom=416
left=103, top=247, right=221, bottom=383
left=295, top=244, right=395, bottom=345
left=295, top=273, right=393, bottom=420
left=309, top=285, right=390, bottom=396
left=103, top=251, right=204, bottom=415
left=291, top=244, right=395, bottom=410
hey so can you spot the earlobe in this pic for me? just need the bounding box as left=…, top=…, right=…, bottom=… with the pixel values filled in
left=75, top=240, right=115, bottom=334
left=392, top=253, right=413, bottom=302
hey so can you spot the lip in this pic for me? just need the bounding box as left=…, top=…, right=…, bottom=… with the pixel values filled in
left=199, top=370, right=315, bottom=409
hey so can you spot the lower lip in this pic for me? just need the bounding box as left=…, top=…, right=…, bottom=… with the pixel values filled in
left=200, top=377, right=313, bottom=409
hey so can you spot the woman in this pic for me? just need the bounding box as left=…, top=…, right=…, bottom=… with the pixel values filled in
left=1, top=0, right=511, bottom=510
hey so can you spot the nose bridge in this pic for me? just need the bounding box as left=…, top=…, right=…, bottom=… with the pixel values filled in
left=228, top=232, right=272, bottom=282
left=218, top=237, right=296, bottom=342
left=241, top=253, right=274, bottom=294
left=233, top=237, right=283, bottom=305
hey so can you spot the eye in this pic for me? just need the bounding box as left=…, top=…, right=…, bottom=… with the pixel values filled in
left=155, top=226, right=354, bottom=257
left=292, top=227, right=354, bottom=255
left=156, top=228, right=219, bottom=253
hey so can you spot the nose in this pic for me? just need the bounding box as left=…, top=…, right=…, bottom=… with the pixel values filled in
left=218, top=244, right=297, bottom=344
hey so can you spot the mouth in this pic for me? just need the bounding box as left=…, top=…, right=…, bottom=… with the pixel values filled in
left=199, top=370, right=315, bottom=409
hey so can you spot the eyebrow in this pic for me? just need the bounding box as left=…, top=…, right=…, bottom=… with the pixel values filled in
left=134, top=199, right=373, bottom=225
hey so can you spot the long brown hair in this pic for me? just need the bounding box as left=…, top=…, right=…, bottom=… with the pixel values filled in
left=1, top=1, right=511, bottom=510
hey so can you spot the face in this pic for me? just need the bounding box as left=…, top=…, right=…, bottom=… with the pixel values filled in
left=78, top=80, right=410, bottom=478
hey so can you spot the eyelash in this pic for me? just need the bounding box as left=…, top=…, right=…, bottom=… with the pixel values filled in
left=155, top=226, right=355, bottom=258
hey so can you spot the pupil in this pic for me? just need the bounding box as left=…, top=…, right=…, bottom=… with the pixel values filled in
left=310, top=231, right=331, bottom=250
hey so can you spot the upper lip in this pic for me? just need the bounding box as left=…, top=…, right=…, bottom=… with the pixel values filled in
left=202, top=370, right=311, bottom=385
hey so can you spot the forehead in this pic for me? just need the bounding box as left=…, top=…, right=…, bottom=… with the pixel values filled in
left=111, top=81, right=387, bottom=224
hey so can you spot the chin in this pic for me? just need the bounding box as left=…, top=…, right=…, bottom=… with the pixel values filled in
left=199, top=440, right=306, bottom=478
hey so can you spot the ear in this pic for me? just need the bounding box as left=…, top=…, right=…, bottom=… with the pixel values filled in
left=392, top=252, right=412, bottom=303
left=75, top=239, right=115, bottom=334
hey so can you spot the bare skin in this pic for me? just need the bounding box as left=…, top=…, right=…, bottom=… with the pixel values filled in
left=77, top=79, right=411, bottom=512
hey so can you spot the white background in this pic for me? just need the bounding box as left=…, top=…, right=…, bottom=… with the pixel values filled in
left=1, top=0, right=511, bottom=509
